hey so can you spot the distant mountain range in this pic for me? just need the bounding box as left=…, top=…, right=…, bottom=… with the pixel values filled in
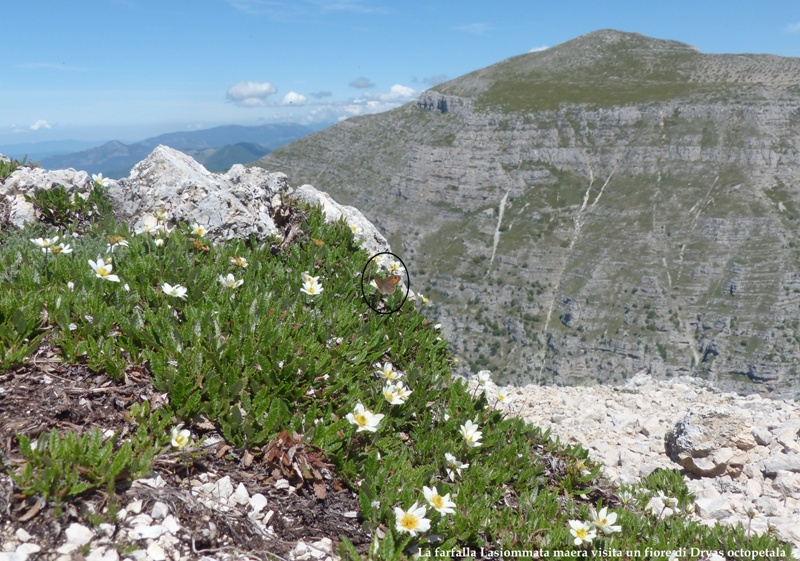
left=2, top=123, right=327, bottom=179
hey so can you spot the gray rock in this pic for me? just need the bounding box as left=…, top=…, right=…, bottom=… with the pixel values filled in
left=752, top=426, right=773, bottom=446
left=665, top=408, right=754, bottom=477
left=0, top=167, right=92, bottom=228
left=64, top=523, right=94, bottom=546
left=150, top=501, right=169, bottom=520
left=763, top=453, right=800, bottom=475
left=694, top=496, right=733, bottom=520
left=108, top=146, right=284, bottom=242
left=771, top=471, right=800, bottom=495
left=130, top=524, right=163, bottom=540
left=292, top=184, right=391, bottom=258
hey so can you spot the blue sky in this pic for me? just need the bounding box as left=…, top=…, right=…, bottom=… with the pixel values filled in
left=3, top=0, right=800, bottom=144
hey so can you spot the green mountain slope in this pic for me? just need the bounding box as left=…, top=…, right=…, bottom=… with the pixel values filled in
left=253, top=30, right=800, bottom=399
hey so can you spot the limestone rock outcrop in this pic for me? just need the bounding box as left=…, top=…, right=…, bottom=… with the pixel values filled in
left=0, top=166, right=93, bottom=228
left=109, top=145, right=286, bottom=241
left=0, top=146, right=390, bottom=255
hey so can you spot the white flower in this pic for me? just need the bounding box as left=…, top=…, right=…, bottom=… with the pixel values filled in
left=135, top=215, right=161, bottom=235
left=300, top=274, right=323, bottom=296
left=31, top=236, right=58, bottom=251
left=496, top=389, right=511, bottom=404
left=162, top=282, right=187, bottom=299
left=106, top=235, right=129, bottom=253
left=154, top=238, right=165, bottom=247
left=387, top=260, right=403, bottom=274
left=92, top=173, right=110, bottom=187
left=349, top=224, right=361, bottom=235
left=444, top=453, right=469, bottom=481
left=394, top=502, right=430, bottom=536
left=50, top=243, right=72, bottom=255
left=647, top=491, right=678, bottom=518
left=423, top=486, right=457, bottom=515
left=382, top=381, right=412, bottom=405
left=154, top=208, right=172, bottom=223
left=190, top=223, right=207, bottom=237
left=346, top=402, right=384, bottom=433
left=590, top=506, right=621, bottom=534
left=66, top=281, right=75, bottom=292
left=170, top=425, right=191, bottom=449
left=375, top=361, right=403, bottom=381
left=476, top=370, right=492, bottom=388
left=568, top=520, right=596, bottom=545
left=618, top=490, right=637, bottom=505
left=657, top=490, right=679, bottom=509
left=89, top=258, right=120, bottom=282
left=218, top=273, right=244, bottom=289
left=230, top=256, right=248, bottom=268
left=459, top=419, right=482, bottom=447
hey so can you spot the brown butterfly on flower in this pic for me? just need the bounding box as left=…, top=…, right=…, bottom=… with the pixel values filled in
left=192, top=240, right=210, bottom=252
left=374, top=274, right=401, bottom=295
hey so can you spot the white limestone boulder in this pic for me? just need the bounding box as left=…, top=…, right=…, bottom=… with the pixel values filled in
left=665, top=407, right=757, bottom=477
left=292, top=184, right=391, bottom=258
left=0, top=165, right=93, bottom=228
left=108, top=145, right=285, bottom=241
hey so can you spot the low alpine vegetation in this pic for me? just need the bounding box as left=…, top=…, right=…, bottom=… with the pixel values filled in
left=0, top=184, right=795, bottom=560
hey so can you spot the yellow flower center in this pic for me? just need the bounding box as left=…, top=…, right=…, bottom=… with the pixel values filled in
left=575, top=528, right=588, bottom=539
left=98, top=266, right=111, bottom=276
left=354, top=413, right=368, bottom=427
left=431, top=495, right=444, bottom=509
left=400, top=513, right=418, bottom=530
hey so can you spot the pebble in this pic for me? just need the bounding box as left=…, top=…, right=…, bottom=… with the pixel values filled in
left=65, top=523, right=94, bottom=546
left=151, top=501, right=169, bottom=520
left=14, top=529, right=31, bottom=542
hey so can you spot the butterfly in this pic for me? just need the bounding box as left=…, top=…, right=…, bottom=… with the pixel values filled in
left=192, top=240, right=210, bottom=252
left=374, top=274, right=401, bottom=295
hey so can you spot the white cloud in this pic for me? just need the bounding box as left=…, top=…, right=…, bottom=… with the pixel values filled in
left=30, top=119, right=52, bottom=131
left=226, top=81, right=277, bottom=107
left=282, top=91, right=308, bottom=105
left=787, top=22, right=800, bottom=33
left=360, top=84, right=417, bottom=103
left=529, top=45, right=549, bottom=52
left=299, top=83, right=419, bottom=124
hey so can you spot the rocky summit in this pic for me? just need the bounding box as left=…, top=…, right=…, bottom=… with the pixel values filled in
left=255, top=29, right=800, bottom=399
